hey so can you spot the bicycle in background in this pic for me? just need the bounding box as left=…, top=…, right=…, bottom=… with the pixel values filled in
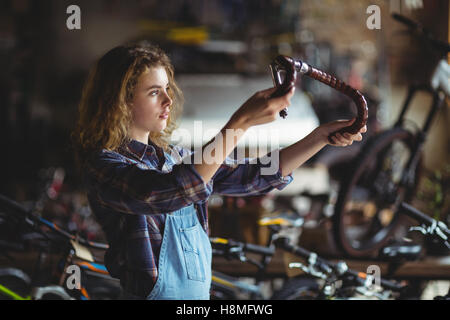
left=0, top=191, right=121, bottom=300
left=332, top=13, right=450, bottom=258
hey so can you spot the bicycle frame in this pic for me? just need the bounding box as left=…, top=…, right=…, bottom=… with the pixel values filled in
left=393, top=82, right=447, bottom=190
left=390, top=14, right=449, bottom=192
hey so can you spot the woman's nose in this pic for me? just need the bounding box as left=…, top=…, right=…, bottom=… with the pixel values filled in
left=162, top=91, right=173, bottom=108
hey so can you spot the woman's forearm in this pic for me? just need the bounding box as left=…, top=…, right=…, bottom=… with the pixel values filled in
left=279, top=118, right=366, bottom=176
left=279, top=129, right=327, bottom=177
left=194, top=115, right=249, bottom=184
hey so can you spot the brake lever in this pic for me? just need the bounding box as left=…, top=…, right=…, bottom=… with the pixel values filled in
left=289, top=262, right=328, bottom=280
left=409, top=223, right=450, bottom=249
left=288, top=252, right=333, bottom=281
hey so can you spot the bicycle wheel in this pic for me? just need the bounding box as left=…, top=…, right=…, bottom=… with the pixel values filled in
left=333, top=128, right=422, bottom=257
left=0, top=273, right=31, bottom=300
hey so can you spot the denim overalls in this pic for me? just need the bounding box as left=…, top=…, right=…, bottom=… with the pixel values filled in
left=146, top=203, right=212, bottom=300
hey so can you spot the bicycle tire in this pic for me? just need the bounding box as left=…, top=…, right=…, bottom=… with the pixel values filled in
left=0, top=275, right=30, bottom=300
left=333, top=127, right=422, bottom=258
left=270, top=277, right=320, bottom=300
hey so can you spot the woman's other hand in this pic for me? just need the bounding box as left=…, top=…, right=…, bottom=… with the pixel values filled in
left=314, top=118, right=367, bottom=147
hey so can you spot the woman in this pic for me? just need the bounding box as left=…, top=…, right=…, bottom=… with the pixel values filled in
left=72, top=42, right=366, bottom=300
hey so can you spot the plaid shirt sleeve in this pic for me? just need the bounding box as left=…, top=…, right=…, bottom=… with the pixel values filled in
left=86, top=149, right=213, bottom=215
left=211, top=150, right=294, bottom=196
left=175, top=146, right=293, bottom=197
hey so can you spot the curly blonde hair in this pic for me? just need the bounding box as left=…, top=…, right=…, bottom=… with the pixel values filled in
left=72, top=42, right=183, bottom=167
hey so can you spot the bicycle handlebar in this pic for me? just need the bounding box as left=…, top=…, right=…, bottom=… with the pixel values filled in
left=274, top=237, right=334, bottom=275
left=392, top=13, right=450, bottom=53
left=274, top=237, right=404, bottom=292
left=244, top=242, right=276, bottom=256
left=399, top=202, right=450, bottom=237
left=0, top=193, right=108, bottom=250
left=269, top=55, right=368, bottom=143
left=400, top=202, right=435, bottom=226
left=210, top=237, right=275, bottom=256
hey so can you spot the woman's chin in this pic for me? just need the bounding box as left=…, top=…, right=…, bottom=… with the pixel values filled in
left=151, top=123, right=167, bottom=132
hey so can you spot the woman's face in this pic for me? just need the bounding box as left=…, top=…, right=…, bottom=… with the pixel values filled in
left=129, top=66, right=173, bottom=139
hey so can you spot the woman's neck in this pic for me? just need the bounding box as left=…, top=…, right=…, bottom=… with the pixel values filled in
left=129, top=128, right=149, bottom=145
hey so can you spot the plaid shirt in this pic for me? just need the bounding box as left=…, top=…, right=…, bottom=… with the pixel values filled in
left=85, top=139, right=293, bottom=297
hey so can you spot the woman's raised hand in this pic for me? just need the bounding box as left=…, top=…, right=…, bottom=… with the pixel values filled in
left=231, top=87, right=295, bottom=129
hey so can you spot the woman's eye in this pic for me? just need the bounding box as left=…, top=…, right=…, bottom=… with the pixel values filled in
left=149, top=86, right=170, bottom=96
